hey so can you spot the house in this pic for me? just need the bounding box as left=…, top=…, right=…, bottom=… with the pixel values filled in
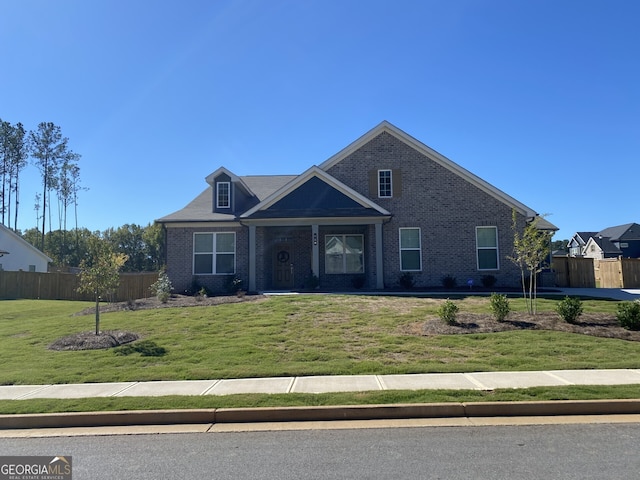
left=0, top=224, right=51, bottom=272
left=580, top=223, right=640, bottom=260
left=157, top=121, right=557, bottom=294
left=567, top=231, right=597, bottom=257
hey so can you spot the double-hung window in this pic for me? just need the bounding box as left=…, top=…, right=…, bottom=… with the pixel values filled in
left=325, top=235, right=364, bottom=274
left=378, top=170, right=392, bottom=198
left=217, top=182, right=230, bottom=208
left=399, top=228, right=422, bottom=271
left=476, top=226, right=499, bottom=270
left=194, top=232, right=236, bottom=274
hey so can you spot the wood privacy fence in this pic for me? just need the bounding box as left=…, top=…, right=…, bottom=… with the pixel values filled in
left=599, top=258, right=640, bottom=289
left=0, top=271, right=159, bottom=302
left=552, top=256, right=640, bottom=289
left=552, top=256, right=596, bottom=288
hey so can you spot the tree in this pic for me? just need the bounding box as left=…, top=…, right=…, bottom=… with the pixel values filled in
left=509, top=210, right=552, bottom=315
left=29, top=122, right=76, bottom=250
left=77, top=237, right=128, bottom=334
left=0, top=120, right=28, bottom=230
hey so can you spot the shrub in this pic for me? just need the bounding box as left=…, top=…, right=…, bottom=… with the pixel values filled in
left=481, top=275, right=497, bottom=288
left=438, top=299, right=459, bottom=325
left=441, top=275, right=457, bottom=289
left=399, top=272, right=414, bottom=290
left=225, top=275, right=243, bottom=294
left=617, top=300, right=640, bottom=331
left=489, top=293, right=510, bottom=322
left=150, top=270, right=173, bottom=303
left=556, top=296, right=583, bottom=324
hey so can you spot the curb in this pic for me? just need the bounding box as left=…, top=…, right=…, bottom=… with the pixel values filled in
left=2, top=400, right=640, bottom=430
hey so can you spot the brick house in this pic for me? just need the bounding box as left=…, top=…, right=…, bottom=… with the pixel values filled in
left=157, top=121, right=556, bottom=294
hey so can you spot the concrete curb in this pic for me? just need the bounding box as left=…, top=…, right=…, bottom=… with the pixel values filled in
left=2, top=400, right=640, bottom=430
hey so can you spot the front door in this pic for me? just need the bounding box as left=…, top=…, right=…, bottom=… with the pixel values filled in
left=273, top=245, right=294, bottom=289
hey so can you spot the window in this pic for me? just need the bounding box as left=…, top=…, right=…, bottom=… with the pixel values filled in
left=399, top=228, right=422, bottom=271
left=28, top=265, right=36, bottom=272
left=217, top=182, right=230, bottom=208
left=193, top=232, right=235, bottom=274
left=378, top=170, right=392, bottom=198
left=476, top=226, right=499, bottom=270
left=325, top=235, right=364, bottom=274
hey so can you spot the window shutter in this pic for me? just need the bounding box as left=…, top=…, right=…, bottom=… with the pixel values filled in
left=392, top=169, right=402, bottom=197
left=368, top=170, right=377, bottom=197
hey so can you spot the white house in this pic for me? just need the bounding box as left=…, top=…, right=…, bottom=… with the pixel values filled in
left=0, top=224, right=51, bottom=272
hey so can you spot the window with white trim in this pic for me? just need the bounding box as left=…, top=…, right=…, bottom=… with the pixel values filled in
left=193, top=232, right=236, bottom=274
left=378, top=170, right=392, bottom=198
left=476, top=226, right=499, bottom=270
left=217, top=182, right=230, bottom=208
left=399, top=228, right=422, bottom=271
left=325, top=235, right=364, bottom=274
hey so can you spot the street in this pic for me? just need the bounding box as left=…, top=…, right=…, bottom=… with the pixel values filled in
left=2, top=423, right=640, bottom=479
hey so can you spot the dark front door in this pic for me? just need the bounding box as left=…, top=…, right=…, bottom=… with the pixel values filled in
left=273, top=245, right=294, bottom=289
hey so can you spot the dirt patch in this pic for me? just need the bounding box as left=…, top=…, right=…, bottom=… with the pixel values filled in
left=49, top=330, right=140, bottom=351
left=403, top=312, right=640, bottom=342
left=74, top=293, right=268, bottom=316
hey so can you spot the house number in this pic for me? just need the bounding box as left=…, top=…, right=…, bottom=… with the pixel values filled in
left=277, top=251, right=290, bottom=263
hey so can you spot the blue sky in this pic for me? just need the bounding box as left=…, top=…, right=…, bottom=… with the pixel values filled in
left=1, top=0, right=638, bottom=241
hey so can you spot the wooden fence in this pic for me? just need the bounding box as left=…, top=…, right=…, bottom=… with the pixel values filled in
left=552, top=256, right=596, bottom=288
left=599, top=258, right=640, bottom=289
left=0, top=271, right=159, bottom=302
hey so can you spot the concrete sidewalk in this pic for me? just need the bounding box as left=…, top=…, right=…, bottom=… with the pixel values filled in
left=2, top=369, right=640, bottom=400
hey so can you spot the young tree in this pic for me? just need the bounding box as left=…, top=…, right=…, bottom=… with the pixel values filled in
left=77, top=237, right=128, bottom=334
left=509, top=210, right=552, bottom=315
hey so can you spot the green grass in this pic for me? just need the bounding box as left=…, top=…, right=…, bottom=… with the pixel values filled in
left=0, top=295, right=637, bottom=387
left=1, top=295, right=640, bottom=414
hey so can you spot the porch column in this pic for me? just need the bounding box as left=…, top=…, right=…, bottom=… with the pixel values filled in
left=311, top=224, right=320, bottom=279
left=375, top=222, right=384, bottom=289
left=248, top=225, right=256, bottom=292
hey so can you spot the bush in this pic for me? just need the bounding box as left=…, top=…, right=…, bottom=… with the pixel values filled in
left=617, top=300, right=640, bottom=331
left=481, top=275, right=497, bottom=288
left=150, top=270, right=173, bottom=303
left=489, top=293, right=510, bottom=322
left=441, top=275, right=457, bottom=289
left=556, top=296, right=583, bottom=324
left=399, top=272, right=414, bottom=290
left=438, top=299, right=459, bottom=325
left=225, top=275, right=243, bottom=294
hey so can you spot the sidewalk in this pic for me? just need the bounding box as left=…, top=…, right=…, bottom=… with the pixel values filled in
left=2, top=369, right=640, bottom=400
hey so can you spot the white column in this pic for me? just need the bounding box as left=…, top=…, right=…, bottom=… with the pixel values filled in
left=375, top=222, right=384, bottom=289
left=248, top=225, right=256, bottom=292
left=312, top=224, right=319, bottom=279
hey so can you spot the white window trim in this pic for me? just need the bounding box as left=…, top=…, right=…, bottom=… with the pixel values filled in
left=399, top=227, right=422, bottom=272
left=476, top=226, right=499, bottom=271
left=324, top=234, right=365, bottom=274
left=378, top=169, right=392, bottom=198
left=193, top=232, right=236, bottom=275
left=216, top=182, right=230, bottom=209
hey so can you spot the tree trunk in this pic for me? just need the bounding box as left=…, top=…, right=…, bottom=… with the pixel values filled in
left=94, top=293, right=100, bottom=335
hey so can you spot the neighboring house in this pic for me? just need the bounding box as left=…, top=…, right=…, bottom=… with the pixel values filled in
left=0, top=224, right=51, bottom=272
left=571, top=223, right=640, bottom=260
left=567, top=231, right=597, bottom=257
left=157, top=121, right=557, bottom=293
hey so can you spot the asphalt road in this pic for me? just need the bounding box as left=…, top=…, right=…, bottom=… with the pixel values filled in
left=2, top=423, right=640, bottom=479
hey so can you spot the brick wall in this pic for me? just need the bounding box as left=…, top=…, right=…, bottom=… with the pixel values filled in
left=326, top=131, right=524, bottom=288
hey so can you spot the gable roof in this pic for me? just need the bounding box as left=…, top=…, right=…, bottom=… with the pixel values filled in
left=241, top=166, right=390, bottom=220
left=319, top=121, right=554, bottom=227
left=0, top=224, right=52, bottom=263
left=586, top=235, right=622, bottom=256
left=597, top=223, right=640, bottom=241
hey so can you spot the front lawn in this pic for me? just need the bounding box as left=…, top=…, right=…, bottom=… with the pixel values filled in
left=1, top=295, right=638, bottom=386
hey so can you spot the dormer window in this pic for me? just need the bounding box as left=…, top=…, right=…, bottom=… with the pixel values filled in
left=217, top=182, right=230, bottom=208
